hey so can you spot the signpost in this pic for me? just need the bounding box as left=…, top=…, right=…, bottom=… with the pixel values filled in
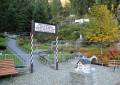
left=55, top=36, right=59, bottom=70
left=35, top=23, right=56, bottom=34
left=30, top=20, right=58, bottom=73
left=30, top=20, right=34, bottom=73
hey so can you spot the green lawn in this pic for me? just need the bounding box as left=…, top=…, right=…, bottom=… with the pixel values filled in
left=37, top=43, right=49, bottom=50
left=0, top=34, right=22, bottom=65
left=17, top=37, right=31, bottom=53
left=0, top=49, right=22, bottom=65
left=48, top=52, right=71, bottom=63
left=18, top=38, right=50, bottom=53
left=21, top=43, right=31, bottom=53
left=17, top=37, right=75, bottom=64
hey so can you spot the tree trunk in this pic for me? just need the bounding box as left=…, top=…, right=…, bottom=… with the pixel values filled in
left=100, top=44, right=103, bottom=55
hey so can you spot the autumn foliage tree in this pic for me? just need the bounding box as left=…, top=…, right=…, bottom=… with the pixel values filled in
left=84, top=5, right=119, bottom=54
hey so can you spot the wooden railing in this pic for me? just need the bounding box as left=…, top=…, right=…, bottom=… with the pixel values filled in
left=108, top=60, right=120, bottom=67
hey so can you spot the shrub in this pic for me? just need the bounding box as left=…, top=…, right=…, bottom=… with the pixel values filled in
left=80, top=47, right=111, bottom=64
left=0, top=45, right=6, bottom=50
left=80, top=47, right=100, bottom=57
left=0, top=33, right=5, bottom=38
left=111, top=55, right=120, bottom=60
left=0, top=37, right=6, bottom=50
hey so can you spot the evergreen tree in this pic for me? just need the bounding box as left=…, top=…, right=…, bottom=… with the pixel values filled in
left=0, top=0, right=11, bottom=32
left=33, top=0, right=50, bottom=23
left=0, top=0, right=51, bottom=32
left=50, top=0, right=63, bottom=17
left=70, top=0, right=95, bottom=17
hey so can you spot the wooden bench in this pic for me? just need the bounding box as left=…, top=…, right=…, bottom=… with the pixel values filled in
left=0, top=60, right=18, bottom=77
left=108, top=60, right=120, bottom=71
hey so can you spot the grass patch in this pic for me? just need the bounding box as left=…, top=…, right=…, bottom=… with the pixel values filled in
left=0, top=35, right=6, bottom=50
left=17, top=36, right=50, bottom=53
left=21, top=43, right=31, bottom=53
left=0, top=49, right=22, bottom=65
left=17, top=37, right=31, bottom=53
left=38, top=43, right=49, bottom=50
left=48, top=52, right=71, bottom=63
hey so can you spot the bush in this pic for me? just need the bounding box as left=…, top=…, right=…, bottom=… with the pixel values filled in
left=17, top=37, right=31, bottom=53
left=22, top=43, right=31, bottom=52
left=0, top=37, right=6, bottom=50
left=80, top=47, right=100, bottom=57
left=79, top=47, right=110, bottom=64
left=111, top=55, right=120, bottom=60
left=48, top=52, right=71, bottom=63
left=0, top=33, right=5, bottom=38
left=0, top=45, right=6, bottom=50
left=101, top=52, right=110, bottom=64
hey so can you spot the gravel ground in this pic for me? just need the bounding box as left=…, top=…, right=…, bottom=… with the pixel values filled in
left=61, top=59, right=120, bottom=85
left=0, top=59, right=120, bottom=85
left=1, top=38, right=120, bottom=85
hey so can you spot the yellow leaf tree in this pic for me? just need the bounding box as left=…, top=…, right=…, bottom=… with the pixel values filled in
left=84, top=5, right=119, bottom=54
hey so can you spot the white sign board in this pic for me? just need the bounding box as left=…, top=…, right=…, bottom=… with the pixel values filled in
left=75, top=19, right=89, bottom=24
left=35, top=23, right=56, bottom=34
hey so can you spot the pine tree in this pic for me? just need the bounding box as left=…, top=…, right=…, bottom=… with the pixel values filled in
left=50, top=0, right=63, bottom=17
left=33, top=0, right=50, bottom=23
left=70, top=0, right=95, bottom=16
left=0, top=0, right=11, bottom=32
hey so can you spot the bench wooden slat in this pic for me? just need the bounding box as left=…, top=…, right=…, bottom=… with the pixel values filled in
left=0, top=64, right=15, bottom=67
left=0, top=60, right=18, bottom=77
left=0, top=70, right=17, bottom=73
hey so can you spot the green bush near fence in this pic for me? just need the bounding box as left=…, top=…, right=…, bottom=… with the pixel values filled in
left=0, top=36, right=6, bottom=50
left=0, top=49, right=22, bottom=65
left=38, top=43, right=49, bottom=50
left=17, top=37, right=31, bottom=53
left=21, top=43, right=31, bottom=53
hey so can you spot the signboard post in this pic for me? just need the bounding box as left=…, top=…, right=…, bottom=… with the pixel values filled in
left=54, top=36, right=59, bottom=70
left=30, top=20, right=34, bottom=73
left=30, top=21, right=59, bottom=72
